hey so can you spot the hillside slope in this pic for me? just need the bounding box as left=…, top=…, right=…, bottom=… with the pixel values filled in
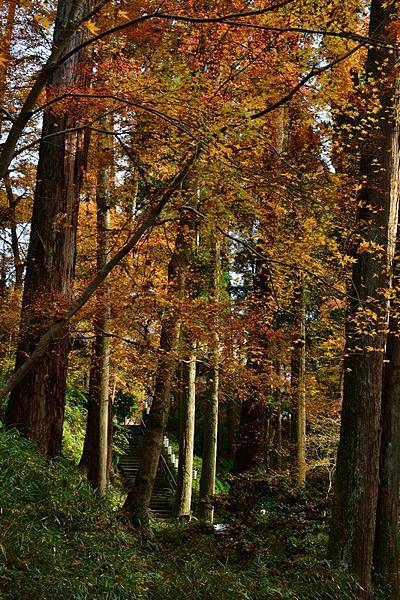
left=0, top=428, right=369, bottom=600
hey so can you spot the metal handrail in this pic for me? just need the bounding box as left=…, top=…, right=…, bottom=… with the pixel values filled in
left=139, top=418, right=177, bottom=491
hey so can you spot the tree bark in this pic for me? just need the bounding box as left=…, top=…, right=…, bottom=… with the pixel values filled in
left=328, top=2, right=400, bottom=596
left=292, top=280, right=306, bottom=485
left=274, top=360, right=283, bottom=471
left=373, top=225, right=400, bottom=596
left=123, top=211, right=194, bottom=528
left=5, top=0, right=92, bottom=458
left=199, top=331, right=219, bottom=522
left=373, top=315, right=400, bottom=597
left=80, top=115, right=112, bottom=496
left=233, top=396, right=265, bottom=474
left=199, top=239, right=220, bottom=522
left=175, top=340, right=197, bottom=517
left=233, top=246, right=270, bottom=474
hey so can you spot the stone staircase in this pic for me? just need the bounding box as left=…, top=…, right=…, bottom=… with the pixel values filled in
left=118, top=425, right=175, bottom=519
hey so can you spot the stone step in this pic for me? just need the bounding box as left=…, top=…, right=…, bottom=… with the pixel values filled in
left=121, top=472, right=168, bottom=483
left=122, top=479, right=170, bottom=487
left=119, top=432, right=175, bottom=519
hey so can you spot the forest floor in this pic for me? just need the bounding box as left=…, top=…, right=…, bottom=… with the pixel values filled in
left=0, top=426, right=376, bottom=600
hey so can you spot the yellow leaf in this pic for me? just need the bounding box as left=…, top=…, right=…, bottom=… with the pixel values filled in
left=86, top=20, right=100, bottom=35
left=36, top=14, right=52, bottom=28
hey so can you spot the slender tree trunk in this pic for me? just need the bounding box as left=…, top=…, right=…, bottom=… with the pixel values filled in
left=175, top=340, right=197, bottom=517
left=123, top=212, right=193, bottom=529
left=274, top=361, right=283, bottom=471
left=329, top=2, right=400, bottom=596
left=292, top=280, right=306, bottom=485
left=80, top=116, right=112, bottom=496
left=199, top=239, right=220, bottom=522
left=199, top=331, right=219, bottom=522
left=176, top=357, right=185, bottom=448
left=373, top=228, right=400, bottom=596
left=289, top=351, right=298, bottom=446
left=5, top=0, right=92, bottom=458
left=0, top=253, right=6, bottom=295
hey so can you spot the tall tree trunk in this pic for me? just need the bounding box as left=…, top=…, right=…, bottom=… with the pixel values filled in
left=373, top=316, right=400, bottom=597
left=175, top=355, right=185, bottom=449
left=233, top=396, right=265, bottom=474
left=328, top=2, right=400, bottom=596
left=292, top=280, right=306, bottom=485
left=175, top=340, right=197, bottom=517
left=4, top=0, right=92, bottom=457
left=123, top=211, right=193, bottom=529
left=199, top=331, right=219, bottom=522
left=373, top=227, right=400, bottom=596
left=233, top=245, right=270, bottom=474
left=289, top=350, right=298, bottom=446
left=273, top=360, right=283, bottom=471
left=80, top=116, right=112, bottom=496
left=199, top=239, right=220, bottom=522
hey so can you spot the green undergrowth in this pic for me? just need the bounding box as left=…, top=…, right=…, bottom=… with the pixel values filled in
left=145, top=475, right=367, bottom=600
left=146, top=521, right=359, bottom=600
left=0, top=428, right=379, bottom=600
left=0, top=428, right=146, bottom=600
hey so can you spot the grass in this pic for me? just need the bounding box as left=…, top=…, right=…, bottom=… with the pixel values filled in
left=0, top=425, right=372, bottom=600
left=0, top=428, right=146, bottom=600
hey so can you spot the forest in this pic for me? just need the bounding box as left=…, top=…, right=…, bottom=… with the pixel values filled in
left=0, top=1, right=399, bottom=599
